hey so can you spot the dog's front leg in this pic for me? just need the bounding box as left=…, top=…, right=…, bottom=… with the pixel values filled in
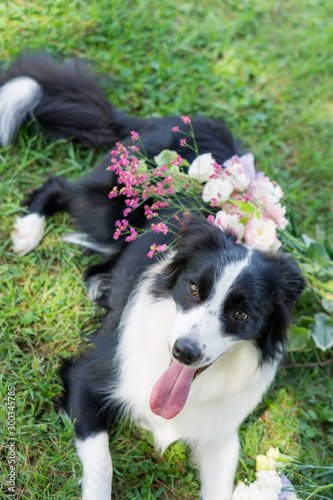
left=75, top=432, right=113, bottom=500
left=195, top=431, right=239, bottom=500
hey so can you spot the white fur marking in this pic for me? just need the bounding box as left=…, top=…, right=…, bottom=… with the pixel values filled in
left=0, top=77, right=42, bottom=146
left=210, top=253, right=252, bottom=311
left=76, top=432, right=112, bottom=500
left=86, top=273, right=111, bottom=303
left=167, top=254, right=252, bottom=365
left=167, top=304, right=233, bottom=365
left=62, top=232, right=118, bottom=255
left=11, top=213, right=46, bottom=256
left=198, top=431, right=240, bottom=499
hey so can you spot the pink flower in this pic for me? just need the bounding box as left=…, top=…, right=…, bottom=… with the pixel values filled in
left=147, top=243, right=167, bottom=258
left=170, top=155, right=183, bottom=167
left=116, top=141, right=126, bottom=153
left=181, top=115, right=191, bottom=124
left=265, top=203, right=289, bottom=230
left=144, top=205, right=157, bottom=219
left=180, top=139, right=187, bottom=146
left=172, top=126, right=180, bottom=132
left=244, top=215, right=281, bottom=251
left=213, top=162, right=222, bottom=177
left=151, top=222, right=168, bottom=235
left=147, top=243, right=156, bottom=258
left=125, top=197, right=139, bottom=208
left=108, top=186, right=118, bottom=198
left=125, top=227, right=138, bottom=242
left=151, top=201, right=169, bottom=209
left=115, top=219, right=129, bottom=231
left=249, top=176, right=284, bottom=205
left=130, top=130, right=140, bottom=141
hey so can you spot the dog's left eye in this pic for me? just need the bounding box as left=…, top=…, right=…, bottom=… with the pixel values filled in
left=233, top=310, right=248, bottom=321
left=189, top=282, right=199, bottom=297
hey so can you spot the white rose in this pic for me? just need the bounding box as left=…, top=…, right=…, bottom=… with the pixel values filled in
left=256, top=471, right=282, bottom=493
left=250, top=176, right=284, bottom=204
left=202, top=178, right=234, bottom=205
left=244, top=215, right=281, bottom=251
left=254, top=488, right=279, bottom=500
left=223, top=153, right=256, bottom=180
left=224, top=161, right=251, bottom=192
left=232, top=473, right=282, bottom=500
left=232, top=483, right=253, bottom=500
left=215, top=210, right=245, bottom=239
left=188, top=153, right=216, bottom=183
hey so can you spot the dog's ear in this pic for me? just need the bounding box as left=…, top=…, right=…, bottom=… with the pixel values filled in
left=264, top=252, right=306, bottom=305
left=257, top=252, right=306, bottom=360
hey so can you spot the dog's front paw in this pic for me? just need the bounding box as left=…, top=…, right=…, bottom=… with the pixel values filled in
left=11, top=213, right=46, bottom=256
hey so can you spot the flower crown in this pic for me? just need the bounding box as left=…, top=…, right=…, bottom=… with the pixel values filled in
left=108, top=116, right=288, bottom=258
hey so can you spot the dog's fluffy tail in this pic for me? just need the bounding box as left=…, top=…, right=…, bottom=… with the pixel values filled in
left=0, top=54, right=138, bottom=147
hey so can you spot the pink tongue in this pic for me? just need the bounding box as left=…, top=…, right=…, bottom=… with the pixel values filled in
left=149, top=360, right=196, bottom=419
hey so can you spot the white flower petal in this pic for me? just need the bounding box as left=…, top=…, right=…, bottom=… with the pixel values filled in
left=188, top=153, right=216, bottom=183
left=215, top=210, right=245, bottom=239
left=244, top=215, right=280, bottom=250
left=202, top=178, right=234, bottom=205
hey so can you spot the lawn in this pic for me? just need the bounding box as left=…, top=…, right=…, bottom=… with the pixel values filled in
left=0, top=0, right=332, bottom=498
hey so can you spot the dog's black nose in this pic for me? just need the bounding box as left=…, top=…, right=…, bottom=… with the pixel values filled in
left=172, top=338, right=202, bottom=365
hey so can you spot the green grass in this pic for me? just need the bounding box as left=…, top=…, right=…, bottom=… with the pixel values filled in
left=0, top=0, right=332, bottom=498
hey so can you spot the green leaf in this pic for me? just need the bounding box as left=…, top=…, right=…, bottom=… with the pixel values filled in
left=322, top=298, right=333, bottom=314
left=137, top=159, right=149, bottom=173
left=288, top=325, right=312, bottom=352
left=154, top=149, right=178, bottom=166
left=307, top=242, right=331, bottom=267
left=310, top=313, right=333, bottom=351
left=324, top=236, right=333, bottom=259
left=299, top=315, right=315, bottom=328
left=301, top=233, right=316, bottom=248
left=154, top=149, right=189, bottom=175
left=229, top=199, right=256, bottom=216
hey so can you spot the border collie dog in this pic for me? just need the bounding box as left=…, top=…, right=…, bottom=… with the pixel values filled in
left=1, top=55, right=305, bottom=500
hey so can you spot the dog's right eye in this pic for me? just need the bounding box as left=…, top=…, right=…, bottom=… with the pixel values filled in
left=188, top=282, right=199, bottom=297
left=233, top=310, right=248, bottom=321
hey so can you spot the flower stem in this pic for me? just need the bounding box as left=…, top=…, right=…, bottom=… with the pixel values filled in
left=304, top=482, right=333, bottom=499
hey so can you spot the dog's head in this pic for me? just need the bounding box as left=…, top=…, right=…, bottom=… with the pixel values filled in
left=150, top=216, right=305, bottom=418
